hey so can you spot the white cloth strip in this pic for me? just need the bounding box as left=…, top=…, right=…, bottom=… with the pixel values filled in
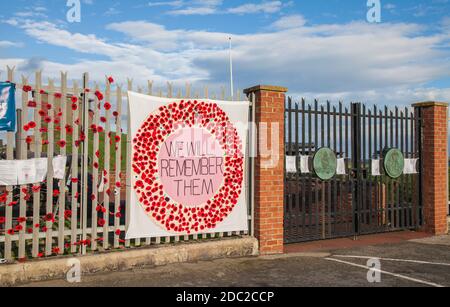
left=371, top=159, right=381, bottom=176
left=286, top=156, right=297, bottom=174
left=403, top=159, right=419, bottom=174
left=336, top=158, right=346, bottom=175
left=300, top=155, right=310, bottom=174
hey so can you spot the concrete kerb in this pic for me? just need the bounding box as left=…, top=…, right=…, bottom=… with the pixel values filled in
left=0, top=237, right=259, bottom=286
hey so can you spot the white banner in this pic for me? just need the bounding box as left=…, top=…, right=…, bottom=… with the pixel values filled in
left=126, top=92, right=250, bottom=238
left=300, top=155, right=310, bottom=174
left=371, top=159, right=381, bottom=176
left=0, top=157, right=66, bottom=186
left=404, top=159, right=419, bottom=175
left=16, top=159, right=38, bottom=185
left=0, top=160, right=18, bottom=185
left=286, top=156, right=297, bottom=174
left=52, top=156, right=67, bottom=180
left=336, top=158, right=347, bottom=175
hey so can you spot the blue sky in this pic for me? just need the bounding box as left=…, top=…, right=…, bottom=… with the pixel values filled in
left=0, top=0, right=449, bottom=105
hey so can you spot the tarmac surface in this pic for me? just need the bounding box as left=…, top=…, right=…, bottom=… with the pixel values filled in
left=21, top=233, right=450, bottom=287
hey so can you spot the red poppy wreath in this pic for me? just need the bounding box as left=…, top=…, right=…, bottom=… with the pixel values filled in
left=132, top=100, right=244, bottom=234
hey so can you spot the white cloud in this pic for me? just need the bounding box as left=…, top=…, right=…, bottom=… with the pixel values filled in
left=13, top=4, right=49, bottom=19
left=298, top=86, right=450, bottom=107
left=2, top=16, right=450, bottom=106
left=164, top=0, right=285, bottom=16
left=227, top=1, right=283, bottom=15
left=270, top=14, right=306, bottom=29
left=0, top=40, right=24, bottom=48
left=148, top=0, right=184, bottom=7
left=107, top=21, right=230, bottom=50
left=167, top=0, right=222, bottom=15
left=169, top=6, right=218, bottom=15
left=384, top=3, right=396, bottom=10
left=13, top=20, right=125, bottom=57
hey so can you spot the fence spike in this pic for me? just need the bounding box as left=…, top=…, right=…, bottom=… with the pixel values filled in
left=147, top=80, right=153, bottom=95
left=7, top=66, right=15, bottom=82
left=35, top=70, right=42, bottom=86
left=185, top=82, right=191, bottom=98
left=220, top=86, right=225, bottom=100
left=35, top=70, right=42, bottom=82
left=105, top=77, right=111, bottom=96
left=61, top=72, right=68, bottom=88
left=167, top=81, right=173, bottom=98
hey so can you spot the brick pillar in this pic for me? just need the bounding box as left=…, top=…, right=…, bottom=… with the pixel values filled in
left=244, top=85, right=287, bottom=255
left=413, top=102, right=449, bottom=235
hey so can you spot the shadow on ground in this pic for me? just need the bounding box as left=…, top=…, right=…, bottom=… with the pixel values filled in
left=21, top=235, right=450, bottom=287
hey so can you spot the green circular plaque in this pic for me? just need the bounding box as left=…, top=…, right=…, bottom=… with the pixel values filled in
left=383, top=148, right=404, bottom=179
left=313, top=148, right=337, bottom=181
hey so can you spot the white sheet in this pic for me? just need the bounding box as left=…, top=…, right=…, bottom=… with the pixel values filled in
left=336, top=158, right=347, bottom=175
left=126, top=92, right=250, bottom=239
left=286, top=156, right=297, bottom=174
left=34, top=158, right=48, bottom=182
left=300, top=155, right=310, bottom=174
left=16, top=160, right=38, bottom=185
left=0, top=160, right=18, bottom=185
left=52, top=156, right=67, bottom=180
left=371, top=159, right=381, bottom=176
left=403, top=159, right=418, bottom=174
left=0, top=156, right=67, bottom=185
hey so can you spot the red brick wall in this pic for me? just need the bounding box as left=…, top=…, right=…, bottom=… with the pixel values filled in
left=414, top=102, right=449, bottom=235
left=245, top=85, right=287, bottom=255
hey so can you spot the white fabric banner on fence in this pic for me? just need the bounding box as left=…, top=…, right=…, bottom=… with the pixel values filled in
left=15, top=158, right=49, bottom=185
left=300, top=155, right=310, bottom=174
left=52, top=156, right=67, bottom=180
left=34, top=158, right=48, bottom=182
left=2, top=156, right=66, bottom=186
left=126, top=91, right=250, bottom=239
left=17, top=159, right=38, bottom=185
left=0, top=160, right=18, bottom=185
left=286, top=156, right=297, bottom=173
left=371, top=159, right=381, bottom=176
left=403, top=159, right=419, bottom=175
left=336, top=158, right=347, bottom=175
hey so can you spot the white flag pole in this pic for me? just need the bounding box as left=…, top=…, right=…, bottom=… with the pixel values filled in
left=229, top=36, right=234, bottom=100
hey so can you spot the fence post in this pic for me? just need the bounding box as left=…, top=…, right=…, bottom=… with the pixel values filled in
left=413, top=101, right=449, bottom=235
left=244, top=85, right=287, bottom=255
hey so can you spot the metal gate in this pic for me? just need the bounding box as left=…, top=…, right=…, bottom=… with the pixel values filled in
left=284, top=99, right=423, bottom=244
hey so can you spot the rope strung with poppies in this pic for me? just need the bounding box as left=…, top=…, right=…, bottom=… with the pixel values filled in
left=0, top=77, right=127, bottom=259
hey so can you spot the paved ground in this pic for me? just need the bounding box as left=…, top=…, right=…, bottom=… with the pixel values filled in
left=21, top=233, right=450, bottom=287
